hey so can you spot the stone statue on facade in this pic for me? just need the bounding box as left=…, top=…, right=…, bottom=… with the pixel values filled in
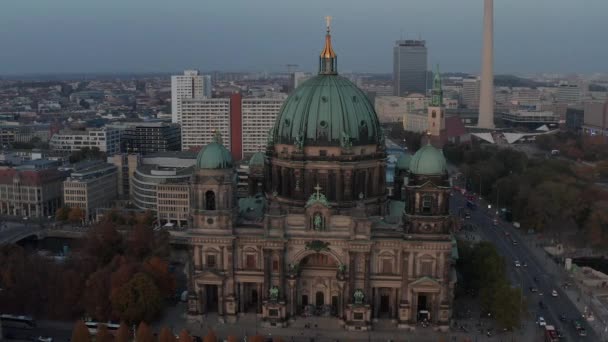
left=269, top=286, right=279, bottom=302
left=353, top=289, right=365, bottom=305
left=340, top=131, right=352, bottom=152
left=313, top=212, right=323, bottom=231
left=294, top=132, right=304, bottom=151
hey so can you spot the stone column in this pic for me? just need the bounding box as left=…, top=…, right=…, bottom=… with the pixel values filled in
left=201, top=286, right=207, bottom=314
left=344, top=170, right=352, bottom=201
left=288, top=279, right=296, bottom=318
left=364, top=253, right=371, bottom=302
left=239, top=283, right=245, bottom=313
left=256, top=283, right=263, bottom=313
left=337, top=281, right=345, bottom=318
left=372, top=288, right=379, bottom=318
left=348, top=252, right=356, bottom=300
left=401, top=253, right=409, bottom=301
left=220, top=246, right=225, bottom=270
left=391, top=288, right=397, bottom=319
left=195, top=245, right=202, bottom=270
left=218, top=284, right=224, bottom=316
left=411, top=291, right=417, bottom=323
left=263, top=250, right=270, bottom=297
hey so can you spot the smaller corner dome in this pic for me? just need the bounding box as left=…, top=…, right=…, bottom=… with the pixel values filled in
left=249, top=152, right=265, bottom=167
left=409, top=144, right=447, bottom=175
left=196, top=142, right=233, bottom=169
left=396, top=154, right=412, bottom=170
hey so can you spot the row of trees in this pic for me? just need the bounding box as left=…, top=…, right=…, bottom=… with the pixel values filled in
left=457, top=241, right=525, bottom=330
left=71, top=320, right=277, bottom=342
left=0, top=221, right=175, bottom=323
left=444, top=143, right=608, bottom=250
left=535, top=131, right=608, bottom=162
left=56, top=206, right=85, bottom=223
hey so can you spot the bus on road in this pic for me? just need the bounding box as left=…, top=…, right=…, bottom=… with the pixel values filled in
left=0, top=314, right=36, bottom=329
left=85, top=321, right=121, bottom=335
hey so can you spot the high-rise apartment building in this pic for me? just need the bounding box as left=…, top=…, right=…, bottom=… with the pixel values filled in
left=180, top=95, right=285, bottom=160
left=393, top=40, right=428, bottom=96
left=462, top=78, right=481, bottom=109
left=202, top=75, right=212, bottom=98
left=171, top=70, right=205, bottom=124
left=181, top=98, right=231, bottom=151
left=241, top=98, right=284, bottom=157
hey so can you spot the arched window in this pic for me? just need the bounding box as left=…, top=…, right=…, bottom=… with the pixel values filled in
left=205, top=190, right=216, bottom=210
left=432, top=111, right=437, bottom=118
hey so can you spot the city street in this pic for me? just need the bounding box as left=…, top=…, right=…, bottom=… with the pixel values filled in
left=451, top=192, right=600, bottom=341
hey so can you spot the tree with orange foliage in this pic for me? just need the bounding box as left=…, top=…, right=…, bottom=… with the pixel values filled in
left=248, top=336, right=264, bottom=342
left=203, top=330, right=217, bottom=342
left=136, top=322, right=155, bottom=342
left=115, top=322, right=131, bottom=342
left=71, top=320, right=91, bottom=342
left=96, top=324, right=113, bottom=342
left=159, top=327, right=176, bottom=342
left=68, top=207, right=85, bottom=223
left=143, top=256, right=177, bottom=297
left=272, top=338, right=284, bottom=342
left=178, top=330, right=193, bottom=342
left=226, top=336, right=238, bottom=342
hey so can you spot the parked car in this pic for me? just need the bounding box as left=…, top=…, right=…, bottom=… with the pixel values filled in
left=537, top=316, right=546, bottom=326
left=551, top=290, right=558, bottom=297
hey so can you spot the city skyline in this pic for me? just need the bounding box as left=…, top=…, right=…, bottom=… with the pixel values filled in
left=1, top=0, right=607, bottom=75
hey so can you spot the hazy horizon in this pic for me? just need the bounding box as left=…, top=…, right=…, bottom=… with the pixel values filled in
left=1, top=0, right=606, bottom=75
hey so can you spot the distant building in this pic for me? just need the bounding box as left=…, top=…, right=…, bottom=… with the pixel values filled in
left=0, top=123, right=51, bottom=145
left=461, top=78, right=481, bottom=109
left=556, top=83, right=581, bottom=104
left=565, top=107, right=584, bottom=132
left=108, top=154, right=140, bottom=198
left=180, top=95, right=285, bottom=160
left=181, top=97, right=232, bottom=151
left=0, top=162, right=66, bottom=218
left=63, top=161, right=118, bottom=221
left=202, top=75, right=213, bottom=98
left=501, top=109, right=560, bottom=129
left=393, top=40, right=428, bottom=96
left=582, top=101, right=608, bottom=137
left=171, top=70, right=206, bottom=124
left=121, top=122, right=181, bottom=154
left=241, top=98, right=284, bottom=158
left=375, top=95, right=427, bottom=124
left=50, top=127, right=120, bottom=155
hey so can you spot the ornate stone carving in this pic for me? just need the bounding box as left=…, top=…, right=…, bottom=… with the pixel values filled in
left=305, top=240, right=330, bottom=252
left=269, top=286, right=279, bottom=302
left=353, top=289, right=365, bottom=305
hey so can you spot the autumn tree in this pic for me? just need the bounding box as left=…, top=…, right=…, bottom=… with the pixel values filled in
left=226, top=336, right=238, bottom=342
left=248, top=336, right=264, bottom=342
left=159, top=327, right=176, bottom=342
left=115, top=322, right=131, bottom=342
left=111, top=273, right=163, bottom=323
left=178, top=330, right=193, bottom=342
left=68, top=207, right=85, bottom=223
left=96, top=324, right=113, bottom=342
left=56, top=206, right=71, bottom=221
left=203, top=330, right=217, bottom=342
left=584, top=201, right=608, bottom=249
left=82, top=267, right=113, bottom=321
left=128, top=224, right=155, bottom=260
left=143, top=256, right=176, bottom=297
left=71, top=320, right=91, bottom=342
left=136, top=322, right=155, bottom=342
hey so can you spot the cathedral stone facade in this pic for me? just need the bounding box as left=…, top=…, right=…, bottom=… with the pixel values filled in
left=185, top=24, right=456, bottom=331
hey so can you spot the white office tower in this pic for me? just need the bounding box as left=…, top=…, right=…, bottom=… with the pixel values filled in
left=241, top=98, right=284, bottom=157
left=180, top=98, right=231, bottom=151
left=478, top=0, right=495, bottom=129
left=171, top=70, right=205, bottom=124
left=462, top=78, right=481, bottom=109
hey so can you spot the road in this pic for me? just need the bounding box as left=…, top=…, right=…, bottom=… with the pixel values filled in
left=452, top=192, right=599, bottom=341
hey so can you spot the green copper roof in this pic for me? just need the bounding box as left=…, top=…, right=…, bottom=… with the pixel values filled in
left=430, top=64, right=443, bottom=107
left=274, top=75, right=381, bottom=147
left=196, top=132, right=233, bottom=169
left=409, top=142, right=447, bottom=175
left=249, top=152, right=265, bottom=167
left=396, top=154, right=412, bottom=170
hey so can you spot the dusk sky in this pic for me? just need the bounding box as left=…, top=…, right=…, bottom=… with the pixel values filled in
left=1, top=0, right=606, bottom=75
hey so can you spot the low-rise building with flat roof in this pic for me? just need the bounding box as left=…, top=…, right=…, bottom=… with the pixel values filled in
left=63, top=161, right=118, bottom=221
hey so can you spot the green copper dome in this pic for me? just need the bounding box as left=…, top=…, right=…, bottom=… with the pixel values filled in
left=196, top=132, right=233, bottom=169
left=396, top=154, right=412, bottom=170
left=249, top=152, right=265, bottom=167
left=409, top=143, right=447, bottom=175
left=274, top=75, right=381, bottom=147
left=273, top=24, right=381, bottom=147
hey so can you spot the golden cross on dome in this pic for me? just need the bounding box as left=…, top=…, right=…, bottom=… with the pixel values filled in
left=314, top=183, right=322, bottom=197
left=325, top=16, right=332, bottom=32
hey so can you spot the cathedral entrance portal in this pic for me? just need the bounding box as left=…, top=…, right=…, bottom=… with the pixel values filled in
left=205, top=285, right=219, bottom=312
left=417, top=293, right=430, bottom=322
left=315, top=291, right=325, bottom=307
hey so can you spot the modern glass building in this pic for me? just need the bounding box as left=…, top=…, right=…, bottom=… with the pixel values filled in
left=393, top=40, right=428, bottom=96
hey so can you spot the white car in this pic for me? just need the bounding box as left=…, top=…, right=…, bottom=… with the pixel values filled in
left=552, top=290, right=558, bottom=297
left=514, top=260, right=521, bottom=267
left=537, top=316, right=546, bottom=326
left=38, top=337, right=53, bottom=342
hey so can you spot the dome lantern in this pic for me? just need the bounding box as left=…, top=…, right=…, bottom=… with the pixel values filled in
left=196, top=130, right=233, bottom=169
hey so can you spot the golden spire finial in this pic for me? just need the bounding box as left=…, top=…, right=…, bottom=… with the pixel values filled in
left=320, top=16, right=336, bottom=60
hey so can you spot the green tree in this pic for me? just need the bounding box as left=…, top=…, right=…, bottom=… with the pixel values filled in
left=56, top=206, right=71, bottom=221
left=492, top=284, right=524, bottom=330
left=136, top=322, right=155, bottom=342
left=111, top=273, right=163, bottom=323
left=71, top=320, right=91, bottom=342
left=584, top=201, right=608, bottom=249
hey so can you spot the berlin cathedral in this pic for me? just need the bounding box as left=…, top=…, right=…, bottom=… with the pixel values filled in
left=184, top=21, right=456, bottom=331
